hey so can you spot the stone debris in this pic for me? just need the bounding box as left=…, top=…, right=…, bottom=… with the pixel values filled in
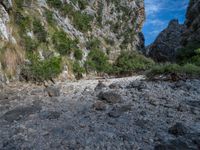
left=0, top=76, right=200, bottom=149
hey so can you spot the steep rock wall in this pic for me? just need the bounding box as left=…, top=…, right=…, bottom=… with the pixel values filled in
left=147, top=20, right=186, bottom=62
left=0, top=0, right=145, bottom=82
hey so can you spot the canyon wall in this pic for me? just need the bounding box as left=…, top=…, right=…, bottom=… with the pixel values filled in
left=0, top=0, right=145, bottom=84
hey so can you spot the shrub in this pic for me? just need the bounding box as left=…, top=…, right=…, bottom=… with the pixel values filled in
left=60, top=4, right=74, bottom=17
left=47, top=0, right=62, bottom=9
left=15, top=0, right=24, bottom=9
left=21, top=53, right=62, bottom=82
left=113, top=51, right=155, bottom=75
left=72, top=11, right=93, bottom=32
left=85, top=49, right=111, bottom=73
left=176, top=41, right=200, bottom=65
left=73, top=61, right=85, bottom=79
left=96, top=1, right=103, bottom=26
left=74, top=48, right=83, bottom=60
left=14, top=11, right=31, bottom=34
left=190, top=55, right=200, bottom=66
left=147, top=63, right=180, bottom=76
left=52, top=30, right=77, bottom=55
left=45, top=9, right=55, bottom=25
left=77, top=0, right=88, bottom=10
left=147, top=63, right=200, bottom=77
left=33, top=19, right=47, bottom=43
left=23, top=35, right=38, bottom=51
left=86, top=38, right=100, bottom=50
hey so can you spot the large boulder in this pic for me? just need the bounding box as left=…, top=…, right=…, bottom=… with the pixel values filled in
left=98, top=91, right=123, bottom=104
left=147, top=19, right=186, bottom=62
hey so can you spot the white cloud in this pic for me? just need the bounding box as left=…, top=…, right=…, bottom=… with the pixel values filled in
left=146, top=19, right=165, bottom=26
left=145, top=0, right=161, bottom=16
left=143, top=0, right=189, bottom=45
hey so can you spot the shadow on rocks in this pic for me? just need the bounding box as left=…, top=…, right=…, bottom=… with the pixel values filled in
left=97, top=91, right=123, bottom=104
left=1, top=105, right=42, bottom=123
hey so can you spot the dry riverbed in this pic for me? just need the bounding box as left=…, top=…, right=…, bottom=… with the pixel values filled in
left=0, top=76, right=200, bottom=150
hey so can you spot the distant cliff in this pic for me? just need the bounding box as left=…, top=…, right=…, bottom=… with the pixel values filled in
left=147, top=20, right=186, bottom=62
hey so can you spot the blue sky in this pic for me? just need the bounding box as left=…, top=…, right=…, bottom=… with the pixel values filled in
left=142, top=0, right=189, bottom=45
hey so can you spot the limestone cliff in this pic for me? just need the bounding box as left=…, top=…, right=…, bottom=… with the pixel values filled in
left=147, top=20, right=186, bottom=62
left=0, top=0, right=145, bottom=83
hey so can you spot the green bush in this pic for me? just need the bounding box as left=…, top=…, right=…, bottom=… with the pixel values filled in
left=176, top=42, right=200, bottom=65
left=45, top=9, right=55, bottom=25
left=147, top=63, right=200, bottom=77
left=86, top=38, right=100, bottom=50
left=191, top=55, right=200, bottom=66
left=74, top=48, right=83, bottom=60
left=21, top=53, right=62, bottom=82
left=47, top=0, right=62, bottom=9
left=60, top=4, right=74, bottom=17
left=23, top=35, right=38, bottom=51
left=73, top=61, right=85, bottom=79
left=73, top=11, right=93, bottom=32
left=14, top=11, right=31, bottom=34
left=15, top=0, right=24, bottom=9
left=52, top=30, right=77, bottom=55
left=85, top=49, right=111, bottom=73
left=33, top=19, right=47, bottom=43
left=113, top=51, right=155, bottom=74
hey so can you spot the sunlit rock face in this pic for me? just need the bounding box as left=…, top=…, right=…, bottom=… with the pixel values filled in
left=87, top=0, right=146, bottom=60
left=50, top=0, right=146, bottom=60
left=0, top=0, right=145, bottom=81
left=181, top=0, right=200, bottom=46
left=0, top=0, right=145, bottom=59
left=147, top=20, right=186, bottom=62
left=0, top=4, right=10, bottom=41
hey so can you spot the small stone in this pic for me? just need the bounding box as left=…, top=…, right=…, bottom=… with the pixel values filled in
left=149, top=99, right=159, bottom=106
left=126, top=81, right=147, bottom=90
left=45, top=86, right=60, bottom=97
left=0, top=93, right=8, bottom=100
left=92, top=101, right=106, bottom=111
left=94, top=81, right=107, bottom=91
left=176, top=104, right=189, bottom=112
left=98, top=91, right=122, bottom=104
left=108, top=105, right=131, bottom=118
left=108, top=109, right=121, bottom=118
left=109, top=83, right=122, bottom=89
left=30, top=89, right=44, bottom=95
left=168, top=123, right=188, bottom=136
left=39, top=111, right=61, bottom=120
left=119, top=104, right=132, bottom=112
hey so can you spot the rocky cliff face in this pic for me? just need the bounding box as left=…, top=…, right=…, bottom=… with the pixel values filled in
left=147, top=20, right=186, bottom=62
left=0, top=0, right=145, bottom=83
left=181, top=0, right=200, bottom=46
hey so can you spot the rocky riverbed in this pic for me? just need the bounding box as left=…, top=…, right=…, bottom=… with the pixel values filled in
left=0, top=76, right=200, bottom=150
